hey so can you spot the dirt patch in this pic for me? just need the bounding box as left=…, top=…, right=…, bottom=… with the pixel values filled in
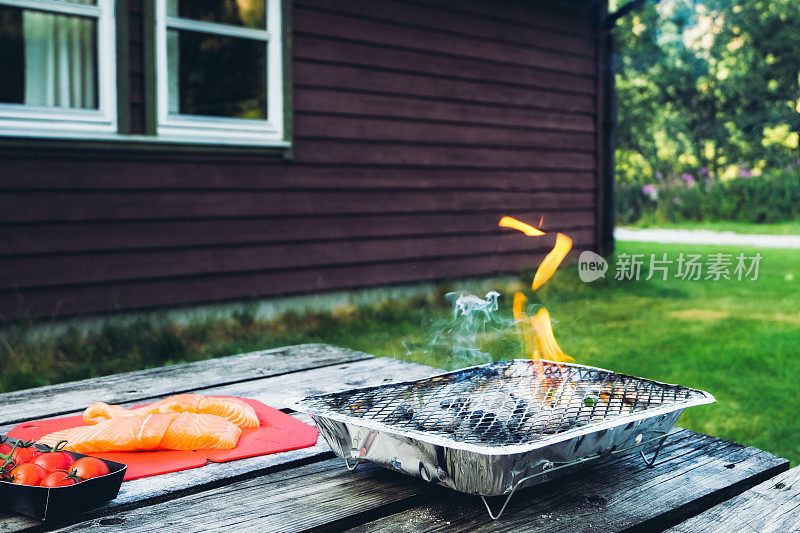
left=751, top=312, right=800, bottom=324
left=670, top=309, right=731, bottom=321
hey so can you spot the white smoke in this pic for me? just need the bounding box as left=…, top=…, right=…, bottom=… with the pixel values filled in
left=417, top=291, right=501, bottom=368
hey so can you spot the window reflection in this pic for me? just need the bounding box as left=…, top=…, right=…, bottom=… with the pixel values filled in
left=167, top=0, right=265, bottom=29
left=167, top=29, right=266, bottom=119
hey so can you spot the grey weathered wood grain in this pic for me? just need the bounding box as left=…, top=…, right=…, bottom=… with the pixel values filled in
left=667, top=465, right=800, bottom=533
left=0, top=344, right=371, bottom=426
left=346, top=430, right=789, bottom=533
left=0, top=357, right=441, bottom=435
left=53, top=459, right=426, bottom=533
left=195, top=356, right=442, bottom=410
left=0, top=357, right=442, bottom=532
left=1, top=350, right=790, bottom=533
left=42, top=430, right=789, bottom=533
left=0, top=414, right=330, bottom=533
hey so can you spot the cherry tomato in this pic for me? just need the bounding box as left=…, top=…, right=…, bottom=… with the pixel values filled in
left=32, top=452, right=75, bottom=473
left=11, top=446, right=38, bottom=465
left=10, top=463, right=47, bottom=486
left=70, top=457, right=110, bottom=480
left=40, top=471, right=77, bottom=488
left=0, top=443, right=13, bottom=472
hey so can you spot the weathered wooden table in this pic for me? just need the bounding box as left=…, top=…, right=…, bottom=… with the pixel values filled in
left=0, top=344, right=792, bottom=532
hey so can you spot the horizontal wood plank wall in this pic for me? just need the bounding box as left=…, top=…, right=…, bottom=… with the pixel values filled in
left=0, top=0, right=600, bottom=318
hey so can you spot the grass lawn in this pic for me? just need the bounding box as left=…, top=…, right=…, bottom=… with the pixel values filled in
left=529, top=241, right=800, bottom=467
left=624, top=219, right=800, bottom=235
left=3, top=241, right=798, bottom=465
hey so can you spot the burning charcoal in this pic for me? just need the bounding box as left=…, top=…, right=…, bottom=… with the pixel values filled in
left=468, top=409, right=499, bottom=428
left=452, top=371, right=476, bottom=383
left=533, top=405, right=576, bottom=434
left=327, top=395, right=349, bottom=409
left=493, top=426, right=513, bottom=444
left=345, top=392, right=378, bottom=416
left=476, top=366, right=500, bottom=379
left=468, top=410, right=519, bottom=444
left=413, top=407, right=463, bottom=433
left=468, top=409, right=485, bottom=424
left=384, top=402, right=415, bottom=425
left=474, top=419, right=512, bottom=444
left=453, top=366, right=500, bottom=383
left=412, top=397, right=473, bottom=433
left=439, top=396, right=470, bottom=410
left=504, top=400, right=530, bottom=436
left=599, top=391, right=640, bottom=405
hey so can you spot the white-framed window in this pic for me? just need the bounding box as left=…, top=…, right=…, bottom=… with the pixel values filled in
left=155, top=0, right=285, bottom=146
left=0, top=0, right=117, bottom=138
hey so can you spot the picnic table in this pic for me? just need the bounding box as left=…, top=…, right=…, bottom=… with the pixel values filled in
left=0, top=344, right=792, bottom=532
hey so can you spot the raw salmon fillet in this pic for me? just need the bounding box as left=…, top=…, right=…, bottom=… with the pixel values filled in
left=84, top=394, right=259, bottom=429
left=38, top=412, right=242, bottom=453
left=159, top=413, right=241, bottom=451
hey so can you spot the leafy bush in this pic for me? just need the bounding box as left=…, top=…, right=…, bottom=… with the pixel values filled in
left=617, top=168, right=800, bottom=225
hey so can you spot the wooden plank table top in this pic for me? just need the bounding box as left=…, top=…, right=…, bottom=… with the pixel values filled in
left=0, top=344, right=791, bottom=533
left=666, top=465, right=800, bottom=533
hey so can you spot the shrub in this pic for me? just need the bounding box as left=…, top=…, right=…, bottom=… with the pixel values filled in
left=616, top=168, right=800, bottom=224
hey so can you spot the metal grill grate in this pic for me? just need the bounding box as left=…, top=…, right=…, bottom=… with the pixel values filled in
left=295, top=360, right=710, bottom=448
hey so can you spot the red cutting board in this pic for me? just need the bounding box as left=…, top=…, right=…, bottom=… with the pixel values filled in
left=7, top=397, right=318, bottom=481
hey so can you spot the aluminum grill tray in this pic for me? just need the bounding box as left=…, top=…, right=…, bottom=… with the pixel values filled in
left=287, top=359, right=715, bottom=499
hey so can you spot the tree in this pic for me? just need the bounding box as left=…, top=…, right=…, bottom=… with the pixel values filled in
left=613, top=0, right=800, bottom=185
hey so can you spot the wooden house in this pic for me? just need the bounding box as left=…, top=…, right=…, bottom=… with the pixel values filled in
left=0, top=0, right=615, bottom=318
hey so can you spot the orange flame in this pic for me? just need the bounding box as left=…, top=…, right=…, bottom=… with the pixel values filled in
left=512, top=293, right=573, bottom=363
left=499, top=216, right=545, bottom=237
left=500, top=216, right=574, bottom=364
left=512, top=292, right=535, bottom=353
left=530, top=307, right=573, bottom=362
left=532, top=233, right=573, bottom=291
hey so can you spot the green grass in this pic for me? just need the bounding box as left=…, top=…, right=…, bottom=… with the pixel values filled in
left=624, top=219, right=800, bottom=235
left=2, top=241, right=798, bottom=465
left=531, top=242, right=800, bottom=467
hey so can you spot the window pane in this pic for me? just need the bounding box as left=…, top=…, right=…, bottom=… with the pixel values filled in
left=0, top=6, right=97, bottom=109
left=167, top=29, right=266, bottom=119
left=167, top=0, right=265, bottom=29
left=0, top=6, right=24, bottom=104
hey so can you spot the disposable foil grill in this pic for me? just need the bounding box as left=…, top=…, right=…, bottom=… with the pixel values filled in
left=289, top=359, right=715, bottom=515
left=294, top=360, right=710, bottom=450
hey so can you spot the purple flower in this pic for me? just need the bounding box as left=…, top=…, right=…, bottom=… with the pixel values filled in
left=682, top=173, right=694, bottom=185
left=642, top=184, right=655, bottom=195
left=655, top=172, right=663, bottom=179
left=700, top=167, right=708, bottom=175
left=672, top=197, right=681, bottom=205
left=739, top=169, right=754, bottom=178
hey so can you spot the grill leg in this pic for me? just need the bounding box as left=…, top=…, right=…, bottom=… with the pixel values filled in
left=480, top=487, right=519, bottom=521
left=640, top=435, right=668, bottom=468
left=344, top=458, right=361, bottom=471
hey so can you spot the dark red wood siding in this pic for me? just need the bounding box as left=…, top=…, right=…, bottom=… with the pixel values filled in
left=0, top=0, right=606, bottom=319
